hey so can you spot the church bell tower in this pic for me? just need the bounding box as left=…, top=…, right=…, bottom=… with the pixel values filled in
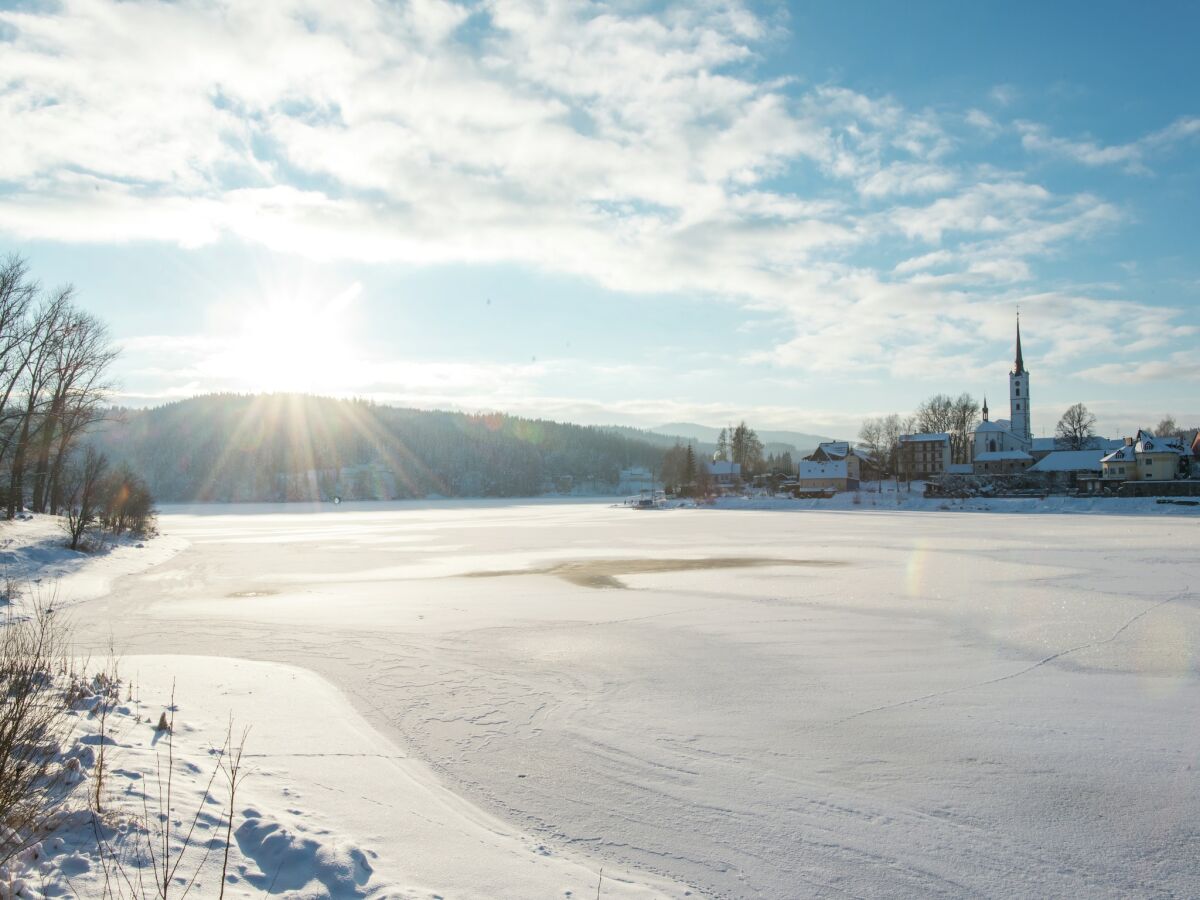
left=1008, top=314, right=1031, bottom=443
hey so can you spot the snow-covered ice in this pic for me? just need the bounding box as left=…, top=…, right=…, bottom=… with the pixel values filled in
left=47, top=499, right=1200, bottom=896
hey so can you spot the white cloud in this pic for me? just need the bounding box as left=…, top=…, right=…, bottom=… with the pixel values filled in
left=1016, top=116, right=1200, bottom=173
left=0, top=0, right=1192, bottom=396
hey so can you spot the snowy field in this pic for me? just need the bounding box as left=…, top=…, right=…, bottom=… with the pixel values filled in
left=39, top=500, right=1200, bottom=897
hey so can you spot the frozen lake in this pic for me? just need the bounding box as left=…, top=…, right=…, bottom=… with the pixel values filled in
left=74, top=500, right=1200, bottom=898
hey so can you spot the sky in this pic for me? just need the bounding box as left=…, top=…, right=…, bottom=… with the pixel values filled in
left=1, top=0, right=1198, bottom=439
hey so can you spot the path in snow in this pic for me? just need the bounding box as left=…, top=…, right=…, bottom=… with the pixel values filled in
left=70, top=500, right=1200, bottom=898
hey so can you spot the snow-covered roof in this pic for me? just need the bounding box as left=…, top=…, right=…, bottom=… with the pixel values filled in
left=1032, top=437, right=1056, bottom=451
left=901, top=432, right=950, bottom=443
left=976, top=421, right=1009, bottom=434
left=1028, top=450, right=1104, bottom=473
left=1135, top=431, right=1188, bottom=455
left=974, top=450, right=1032, bottom=462
left=705, top=460, right=741, bottom=476
left=1100, top=445, right=1135, bottom=464
left=798, top=460, right=848, bottom=479
left=814, top=440, right=849, bottom=458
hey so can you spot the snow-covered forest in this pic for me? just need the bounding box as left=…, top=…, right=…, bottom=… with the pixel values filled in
left=86, top=394, right=670, bottom=502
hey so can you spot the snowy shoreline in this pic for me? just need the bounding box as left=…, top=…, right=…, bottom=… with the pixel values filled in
left=1, top=514, right=692, bottom=898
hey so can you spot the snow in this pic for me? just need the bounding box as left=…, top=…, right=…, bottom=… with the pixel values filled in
left=1028, top=449, right=1105, bottom=472
left=0, top=514, right=186, bottom=609
left=797, top=459, right=847, bottom=479
left=9, top=498, right=1200, bottom=896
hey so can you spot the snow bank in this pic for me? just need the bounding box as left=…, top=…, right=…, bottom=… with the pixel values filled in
left=708, top=489, right=1200, bottom=516
left=2, top=655, right=690, bottom=899
left=0, top=513, right=186, bottom=609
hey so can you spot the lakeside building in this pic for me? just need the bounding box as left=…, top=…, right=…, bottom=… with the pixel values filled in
left=797, top=459, right=859, bottom=492
left=705, top=460, right=741, bottom=487
left=804, top=441, right=877, bottom=480
left=897, top=432, right=952, bottom=479
left=1099, top=431, right=1192, bottom=483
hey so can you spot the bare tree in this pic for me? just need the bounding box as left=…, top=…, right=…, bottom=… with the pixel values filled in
left=1055, top=403, right=1097, bottom=450
left=857, top=418, right=885, bottom=464
left=860, top=413, right=914, bottom=476
left=5, top=289, right=73, bottom=518
left=64, top=446, right=109, bottom=551
left=1153, top=415, right=1180, bottom=440
left=914, top=394, right=956, bottom=435
left=30, top=310, right=118, bottom=513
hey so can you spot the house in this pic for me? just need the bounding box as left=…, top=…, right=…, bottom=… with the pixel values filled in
left=705, top=460, right=741, bottom=487
left=805, top=441, right=877, bottom=480
left=797, top=459, right=858, bottom=492
left=1028, top=449, right=1104, bottom=487
left=1100, top=430, right=1191, bottom=482
left=973, top=450, right=1033, bottom=474
left=617, top=467, right=658, bottom=494
left=1028, top=449, right=1105, bottom=475
left=897, top=433, right=951, bottom=479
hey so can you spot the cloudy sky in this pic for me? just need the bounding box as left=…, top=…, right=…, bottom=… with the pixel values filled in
left=1, top=0, right=1197, bottom=438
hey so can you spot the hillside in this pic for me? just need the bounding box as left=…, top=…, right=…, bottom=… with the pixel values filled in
left=86, top=394, right=667, bottom=503
left=651, top=422, right=832, bottom=456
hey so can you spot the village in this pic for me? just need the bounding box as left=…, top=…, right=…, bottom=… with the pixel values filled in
left=623, top=316, right=1200, bottom=502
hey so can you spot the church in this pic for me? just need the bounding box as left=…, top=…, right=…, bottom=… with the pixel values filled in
left=971, top=317, right=1035, bottom=474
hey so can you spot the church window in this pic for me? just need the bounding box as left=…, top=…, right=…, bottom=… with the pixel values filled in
left=1016, top=386, right=1020, bottom=396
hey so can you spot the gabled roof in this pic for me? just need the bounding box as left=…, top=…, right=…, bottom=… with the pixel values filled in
left=1100, top=445, right=1136, bottom=464
left=705, top=460, right=741, bottom=476
left=900, top=432, right=950, bottom=443
left=1134, top=430, right=1188, bottom=455
left=1028, top=450, right=1104, bottom=473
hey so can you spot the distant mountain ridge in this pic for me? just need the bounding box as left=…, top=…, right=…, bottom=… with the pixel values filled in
left=651, top=422, right=833, bottom=455
left=86, top=394, right=669, bottom=503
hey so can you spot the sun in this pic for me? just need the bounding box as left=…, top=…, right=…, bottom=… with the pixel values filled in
left=217, top=283, right=363, bottom=395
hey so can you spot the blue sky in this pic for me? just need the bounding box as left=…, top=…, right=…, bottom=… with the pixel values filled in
left=1, top=0, right=1197, bottom=439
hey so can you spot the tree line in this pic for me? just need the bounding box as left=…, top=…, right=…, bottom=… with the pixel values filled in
left=86, top=394, right=671, bottom=502
left=0, top=255, right=153, bottom=547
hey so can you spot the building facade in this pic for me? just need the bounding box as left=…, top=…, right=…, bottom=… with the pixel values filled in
left=898, top=433, right=952, bottom=479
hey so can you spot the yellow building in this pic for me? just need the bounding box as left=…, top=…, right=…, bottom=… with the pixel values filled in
left=1100, top=431, right=1188, bottom=482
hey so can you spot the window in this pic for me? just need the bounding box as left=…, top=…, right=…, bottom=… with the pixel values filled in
left=1016, top=386, right=1020, bottom=396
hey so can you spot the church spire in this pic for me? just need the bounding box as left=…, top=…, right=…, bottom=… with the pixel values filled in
left=1013, top=313, right=1025, bottom=375
left=982, top=396, right=989, bottom=421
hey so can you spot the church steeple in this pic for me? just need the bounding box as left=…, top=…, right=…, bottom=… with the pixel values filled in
left=982, top=396, right=989, bottom=422
left=1013, top=313, right=1025, bottom=375
left=1008, top=312, right=1031, bottom=444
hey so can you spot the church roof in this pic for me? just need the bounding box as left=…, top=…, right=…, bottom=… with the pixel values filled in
left=1013, top=314, right=1025, bottom=375
left=975, top=420, right=1008, bottom=433
left=975, top=450, right=1032, bottom=462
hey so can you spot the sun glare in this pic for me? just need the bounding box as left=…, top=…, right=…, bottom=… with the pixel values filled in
left=220, top=282, right=363, bottom=394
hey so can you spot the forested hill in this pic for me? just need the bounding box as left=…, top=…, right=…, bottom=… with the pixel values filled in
left=85, top=394, right=667, bottom=502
